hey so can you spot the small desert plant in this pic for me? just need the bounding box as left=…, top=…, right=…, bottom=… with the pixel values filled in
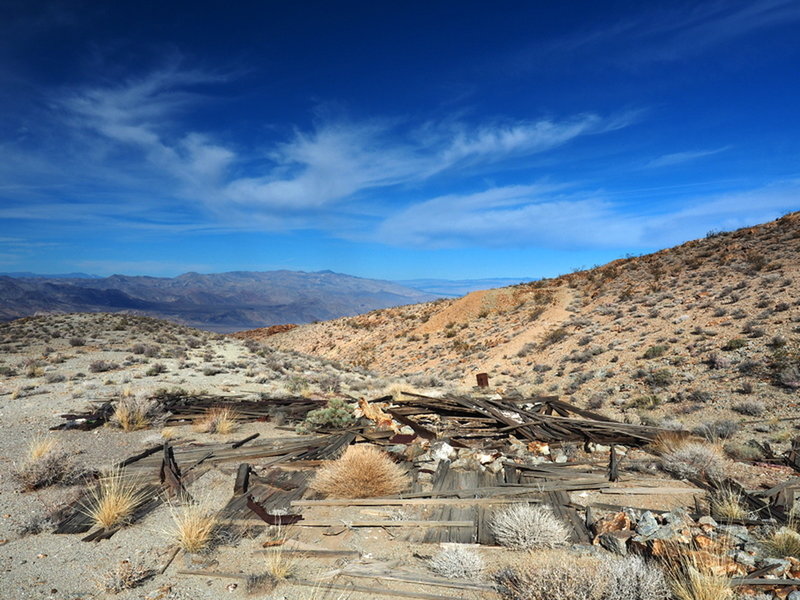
left=96, top=560, right=152, bottom=593
left=540, top=327, right=570, bottom=348
left=643, top=345, right=668, bottom=359
left=167, top=503, right=220, bottom=553
left=693, top=419, right=739, bottom=442
left=668, top=547, right=733, bottom=600
left=722, top=338, right=747, bottom=351
left=494, top=551, right=606, bottom=600
left=84, top=468, right=147, bottom=529
left=310, top=444, right=409, bottom=498
left=263, top=526, right=301, bottom=580
left=490, top=503, right=569, bottom=550
left=763, top=526, right=800, bottom=559
left=145, top=362, right=167, bottom=376
left=193, top=406, right=239, bottom=434
left=603, top=555, right=670, bottom=600
left=731, top=400, right=765, bottom=416
left=68, top=337, right=85, bottom=347
left=89, top=359, right=118, bottom=373
left=711, top=488, right=749, bottom=521
left=428, top=544, right=484, bottom=580
left=111, top=395, right=162, bottom=432
left=660, top=441, right=726, bottom=482
left=13, top=436, right=78, bottom=491
left=298, top=398, right=355, bottom=432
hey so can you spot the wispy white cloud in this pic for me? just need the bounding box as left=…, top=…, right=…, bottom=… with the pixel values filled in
left=45, top=66, right=635, bottom=225
left=645, top=146, right=730, bottom=168
left=374, top=180, right=800, bottom=249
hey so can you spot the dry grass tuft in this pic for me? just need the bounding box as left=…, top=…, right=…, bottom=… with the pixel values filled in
left=96, top=560, right=153, bottom=593
left=193, top=406, right=239, bottom=434
left=309, top=444, right=410, bottom=498
left=711, top=488, right=750, bottom=521
left=262, top=527, right=301, bottom=581
left=649, top=431, right=690, bottom=455
left=764, top=526, right=800, bottom=559
left=166, top=503, right=220, bottom=553
left=665, top=545, right=733, bottom=600
left=13, top=436, right=78, bottom=491
left=490, top=503, right=570, bottom=550
left=84, top=468, right=147, bottom=529
left=28, top=435, right=58, bottom=461
left=111, top=395, right=161, bottom=432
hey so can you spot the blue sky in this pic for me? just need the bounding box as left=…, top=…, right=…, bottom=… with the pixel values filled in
left=1, top=1, right=799, bottom=280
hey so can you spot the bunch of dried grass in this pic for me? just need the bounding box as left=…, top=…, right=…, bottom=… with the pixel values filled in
left=166, top=503, right=220, bottom=553
left=96, top=560, right=153, bottom=593
left=193, top=406, right=239, bottom=434
left=13, top=436, right=79, bottom=491
left=84, top=468, right=147, bottom=529
left=309, top=444, right=409, bottom=498
left=111, top=395, right=162, bottom=432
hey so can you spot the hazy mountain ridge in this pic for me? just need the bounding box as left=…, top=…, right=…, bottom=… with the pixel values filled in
left=0, top=270, right=438, bottom=331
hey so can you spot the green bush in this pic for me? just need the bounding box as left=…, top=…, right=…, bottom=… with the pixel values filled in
left=298, top=398, right=355, bottom=433
left=643, top=345, right=668, bottom=359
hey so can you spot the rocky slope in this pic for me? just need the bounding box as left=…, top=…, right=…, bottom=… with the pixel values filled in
left=253, top=212, right=800, bottom=440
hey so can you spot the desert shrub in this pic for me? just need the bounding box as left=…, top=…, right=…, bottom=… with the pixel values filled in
left=490, top=504, right=569, bottom=550
left=688, top=389, right=713, bottom=403
left=111, top=395, right=163, bottom=432
left=89, top=360, right=117, bottom=373
left=84, top=468, right=147, bottom=529
left=669, top=555, right=733, bottom=600
left=167, top=503, right=220, bottom=553
left=96, top=560, right=153, bottom=593
left=629, top=394, right=661, bottom=409
left=723, top=441, right=764, bottom=461
left=640, top=368, right=674, bottom=388
left=643, top=345, right=668, bottom=359
left=731, top=400, right=765, bottom=416
left=693, top=419, right=739, bottom=441
left=45, top=372, right=65, bottom=384
left=428, top=544, right=484, bottom=580
left=494, top=551, right=605, bottom=600
left=145, top=362, right=167, bottom=376
left=660, top=442, right=726, bottom=481
left=69, top=337, right=85, bottom=347
left=193, top=407, right=239, bottom=434
left=13, top=437, right=80, bottom=491
left=603, top=555, right=670, bottom=600
left=310, top=444, right=409, bottom=498
left=764, top=527, right=800, bottom=559
left=540, top=327, right=569, bottom=348
left=711, top=488, right=750, bottom=521
left=722, top=338, right=747, bottom=351
left=298, top=398, right=355, bottom=432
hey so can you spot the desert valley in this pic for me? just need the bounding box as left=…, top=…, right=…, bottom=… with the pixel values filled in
left=1, top=213, right=799, bottom=599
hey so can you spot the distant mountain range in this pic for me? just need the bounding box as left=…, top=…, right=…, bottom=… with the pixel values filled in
left=0, top=270, right=438, bottom=332
left=395, top=277, right=531, bottom=296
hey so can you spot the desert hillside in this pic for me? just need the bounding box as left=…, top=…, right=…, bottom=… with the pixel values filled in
left=252, top=212, right=800, bottom=430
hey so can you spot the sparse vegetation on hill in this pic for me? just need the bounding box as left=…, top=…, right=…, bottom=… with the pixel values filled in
left=255, top=212, right=800, bottom=452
